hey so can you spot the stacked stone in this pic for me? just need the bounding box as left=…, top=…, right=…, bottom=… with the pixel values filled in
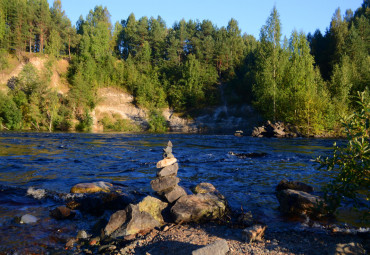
left=150, top=141, right=187, bottom=203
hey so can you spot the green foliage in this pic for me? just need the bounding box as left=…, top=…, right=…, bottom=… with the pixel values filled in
left=75, top=109, right=93, bottom=132
left=100, top=113, right=140, bottom=132
left=316, top=92, right=370, bottom=214
left=148, top=109, right=168, bottom=133
left=0, top=92, right=22, bottom=130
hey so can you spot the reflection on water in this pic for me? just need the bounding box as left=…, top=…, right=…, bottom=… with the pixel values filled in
left=0, top=132, right=345, bottom=252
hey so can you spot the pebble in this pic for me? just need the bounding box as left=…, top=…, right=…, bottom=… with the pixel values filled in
left=20, top=214, right=38, bottom=224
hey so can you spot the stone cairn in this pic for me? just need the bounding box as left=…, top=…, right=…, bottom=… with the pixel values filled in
left=150, top=141, right=187, bottom=203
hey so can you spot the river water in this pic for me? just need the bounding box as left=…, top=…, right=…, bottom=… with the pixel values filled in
left=0, top=132, right=341, bottom=253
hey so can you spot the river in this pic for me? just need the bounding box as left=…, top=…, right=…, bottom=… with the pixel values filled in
left=0, top=132, right=339, bottom=253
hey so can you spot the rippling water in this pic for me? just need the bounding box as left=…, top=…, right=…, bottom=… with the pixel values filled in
left=0, top=132, right=338, bottom=253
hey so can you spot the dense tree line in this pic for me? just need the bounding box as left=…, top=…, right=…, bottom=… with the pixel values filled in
left=0, top=0, right=369, bottom=133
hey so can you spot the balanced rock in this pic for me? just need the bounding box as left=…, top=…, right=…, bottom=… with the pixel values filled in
left=138, top=196, right=168, bottom=224
left=276, top=189, right=326, bottom=218
left=156, top=157, right=177, bottom=168
left=171, top=192, right=227, bottom=223
left=276, top=179, right=314, bottom=193
left=70, top=181, right=113, bottom=194
left=111, top=204, right=160, bottom=238
left=164, top=185, right=187, bottom=203
left=50, top=206, right=75, bottom=220
left=151, top=176, right=180, bottom=192
left=157, top=163, right=179, bottom=177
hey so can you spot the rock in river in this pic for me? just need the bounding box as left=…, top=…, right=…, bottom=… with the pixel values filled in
left=276, top=189, right=327, bottom=219
left=50, top=206, right=75, bottom=220
left=70, top=181, right=113, bottom=194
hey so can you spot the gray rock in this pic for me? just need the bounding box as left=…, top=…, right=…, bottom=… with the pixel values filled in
left=50, top=206, right=75, bottom=220
left=171, top=193, right=227, bottom=223
left=242, top=225, right=266, bottom=243
left=111, top=204, right=160, bottom=238
left=151, top=176, right=180, bottom=192
left=164, top=185, right=187, bottom=203
left=20, top=214, right=38, bottom=224
left=192, top=239, right=229, bottom=255
left=276, top=189, right=327, bottom=218
left=157, top=163, right=179, bottom=177
left=77, top=230, right=89, bottom=239
left=276, top=179, right=314, bottom=193
left=105, top=210, right=127, bottom=236
left=330, top=242, right=366, bottom=255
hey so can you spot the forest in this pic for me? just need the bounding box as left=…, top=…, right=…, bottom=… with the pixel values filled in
left=0, top=0, right=369, bottom=134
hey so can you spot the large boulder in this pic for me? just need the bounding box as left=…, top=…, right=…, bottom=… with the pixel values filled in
left=276, top=179, right=314, bottom=193
left=111, top=204, right=161, bottom=238
left=70, top=181, right=113, bottom=194
left=276, top=189, right=327, bottom=218
left=66, top=191, right=133, bottom=216
left=138, top=196, right=168, bottom=224
left=171, top=192, right=227, bottom=223
left=104, top=210, right=127, bottom=236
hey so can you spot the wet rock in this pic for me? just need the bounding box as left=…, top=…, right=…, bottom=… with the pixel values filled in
left=65, top=238, right=77, bottom=249
left=50, top=206, right=75, bottom=220
left=138, top=196, right=168, bottom=224
left=276, top=189, right=327, bottom=218
left=66, top=191, right=133, bottom=216
left=234, top=130, right=243, bottom=137
left=330, top=242, right=366, bottom=255
left=111, top=204, right=160, bottom=238
left=77, top=230, right=89, bottom=239
left=171, top=193, right=227, bottom=223
left=20, top=214, right=38, bottom=224
left=193, top=182, right=217, bottom=194
left=98, top=244, right=117, bottom=253
left=151, top=176, right=180, bottom=192
left=156, top=157, right=177, bottom=168
left=276, top=179, right=314, bottom=193
left=164, top=185, right=187, bottom=203
left=242, top=225, right=266, bottom=243
left=70, top=181, right=113, bottom=194
left=157, top=163, right=179, bottom=177
left=192, top=239, right=229, bottom=255
left=105, top=210, right=127, bottom=236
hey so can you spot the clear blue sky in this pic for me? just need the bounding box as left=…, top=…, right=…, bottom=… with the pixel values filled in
left=49, top=0, right=364, bottom=38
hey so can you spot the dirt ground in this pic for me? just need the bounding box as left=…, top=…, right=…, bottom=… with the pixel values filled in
left=83, top=222, right=369, bottom=255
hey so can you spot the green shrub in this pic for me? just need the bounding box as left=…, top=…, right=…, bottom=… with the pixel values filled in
left=100, top=113, right=140, bottom=132
left=316, top=91, right=369, bottom=215
left=75, top=110, right=93, bottom=132
left=148, top=109, right=168, bottom=133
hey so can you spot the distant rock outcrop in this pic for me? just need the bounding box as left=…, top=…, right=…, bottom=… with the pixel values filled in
left=252, top=121, right=301, bottom=138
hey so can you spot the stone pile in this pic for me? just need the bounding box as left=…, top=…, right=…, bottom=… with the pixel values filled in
left=150, top=141, right=187, bottom=203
